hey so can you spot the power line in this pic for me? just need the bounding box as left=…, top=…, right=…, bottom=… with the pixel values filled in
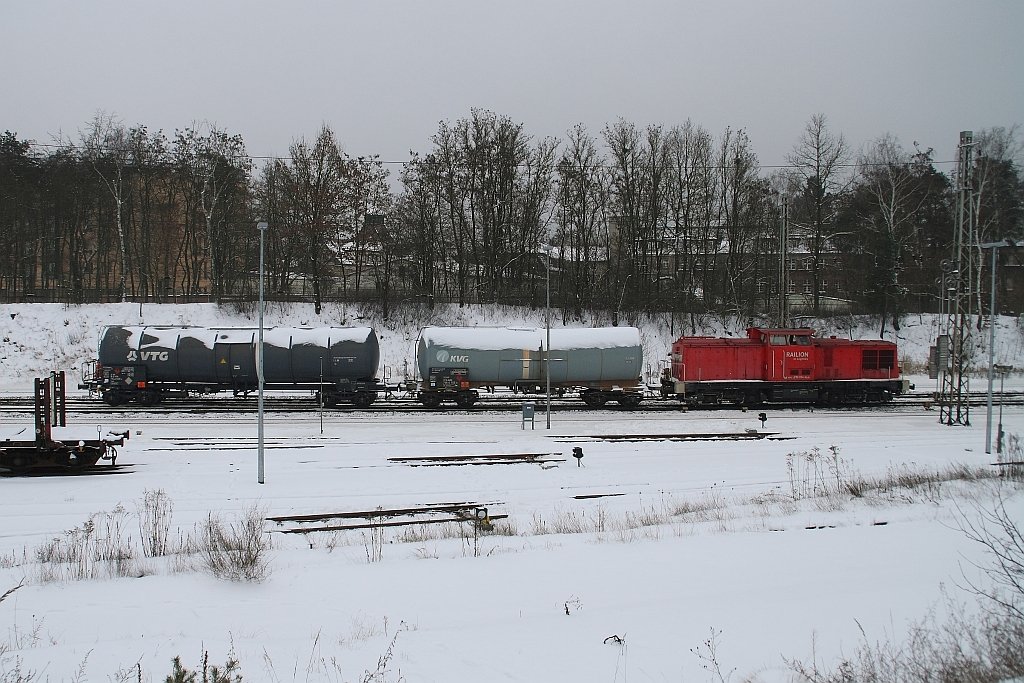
left=14, top=139, right=961, bottom=173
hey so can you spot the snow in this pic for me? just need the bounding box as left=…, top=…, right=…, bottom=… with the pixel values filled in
left=419, top=326, right=546, bottom=352
left=0, top=303, right=1022, bottom=681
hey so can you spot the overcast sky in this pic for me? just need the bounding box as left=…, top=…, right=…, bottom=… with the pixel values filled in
left=5, top=0, right=1022, bottom=178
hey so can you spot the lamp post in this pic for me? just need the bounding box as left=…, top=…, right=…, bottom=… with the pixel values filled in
left=981, top=238, right=1017, bottom=455
left=779, top=197, right=789, bottom=328
left=257, top=221, right=268, bottom=484
left=544, top=245, right=552, bottom=429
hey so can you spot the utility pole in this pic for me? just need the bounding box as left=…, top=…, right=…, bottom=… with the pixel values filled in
left=779, top=197, right=789, bottom=328
left=938, top=132, right=977, bottom=426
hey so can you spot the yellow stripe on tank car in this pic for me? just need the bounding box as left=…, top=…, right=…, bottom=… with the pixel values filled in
left=522, top=348, right=530, bottom=380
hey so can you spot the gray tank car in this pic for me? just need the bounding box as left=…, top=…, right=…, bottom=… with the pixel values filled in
left=415, top=326, right=644, bottom=408
left=81, top=325, right=382, bottom=407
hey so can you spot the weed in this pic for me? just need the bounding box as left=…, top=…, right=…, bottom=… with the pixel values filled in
left=202, top=505, right=271, bottom=582
left=137, top=489, right=174, bottom=557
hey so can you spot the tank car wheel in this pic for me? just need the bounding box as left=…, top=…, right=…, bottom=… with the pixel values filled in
left=454, top=392, right=477, bottom=408
left=103, top=391, right=126, bottom=407
left=581, top=391, right=608, bottom=408
left=617, top=393, right=642, bottom=408
left=420, top=393, right=443, bottom=409
left=136, top=391, right=159, bottom=406
left=352, top=392, right=375, bottom=408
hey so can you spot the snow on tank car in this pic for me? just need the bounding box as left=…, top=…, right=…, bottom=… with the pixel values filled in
left=415, top=326, right=644, bottom=408
left=80, top=325, right=383, bottom=407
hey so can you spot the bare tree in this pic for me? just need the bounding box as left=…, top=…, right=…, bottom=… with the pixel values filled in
left=555, top=124, right=609, bottom=318
left=787, top=114, right=850, bottom=313
left=664, top=120, right=718, bottom=332
left=841, top=135, right=941, bottom=335
left=80, top=112, right=132, bottom=301
left=175, top=123, right=251, bottom=299
left=279, top=125, right=349, bottom=314
left=718, top=127, right=766, bottom=321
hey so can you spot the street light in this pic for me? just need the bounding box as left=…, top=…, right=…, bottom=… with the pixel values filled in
left=544, top=245, right=552, bottom=430
left=981, top=237, right=1017, bottom=455
left=257, top=221, right=268, bottom=484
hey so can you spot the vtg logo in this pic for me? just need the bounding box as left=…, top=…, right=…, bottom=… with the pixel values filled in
left=127, top=349, right=169, bottom=362
left=436, top=350, right=469, bottom=364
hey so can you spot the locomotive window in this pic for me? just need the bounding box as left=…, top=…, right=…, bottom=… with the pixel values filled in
left=863, top=349, right=896, bottom=370
left=770, top=335, right=787, bottom=345
left=789, top=335, right=811, bottom=346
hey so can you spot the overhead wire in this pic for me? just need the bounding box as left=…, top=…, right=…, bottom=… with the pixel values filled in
left=14, top=139, right=961, bottom=173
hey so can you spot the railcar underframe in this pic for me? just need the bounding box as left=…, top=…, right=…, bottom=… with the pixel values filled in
left=667, top=379, right=906, bottom=407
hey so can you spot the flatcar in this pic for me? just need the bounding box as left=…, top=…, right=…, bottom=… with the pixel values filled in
left=660, top=327, right=910, bottom=407
left=416, top=326, right=645, bottom=408
left=79, top=325, right=383, bottom=407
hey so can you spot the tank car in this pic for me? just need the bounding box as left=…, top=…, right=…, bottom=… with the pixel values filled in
left=660, top=327, right=910, bottom=407
left=415, top=326, right=644, bottom=408
left=79, top=326, right=383, bottom=407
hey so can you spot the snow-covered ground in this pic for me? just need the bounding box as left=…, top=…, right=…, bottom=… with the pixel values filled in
left=0, top=303, right=1022, bottom=681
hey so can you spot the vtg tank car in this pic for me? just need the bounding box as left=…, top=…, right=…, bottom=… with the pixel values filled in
left=661, top=327, right=910, bottom=407
left=80, top=325, right=383, bottom=407
left=415, top=326, right=645, bottom=408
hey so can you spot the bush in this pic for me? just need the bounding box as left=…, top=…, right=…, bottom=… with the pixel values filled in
left=137, top=489, right=174, bottom=558
left=164, top=651, right=242, bottom=683
left=201, top=505, right=271, bottom=583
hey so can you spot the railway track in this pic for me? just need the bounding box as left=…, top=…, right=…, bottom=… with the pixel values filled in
left=0, top=390, right=1021, bottom=415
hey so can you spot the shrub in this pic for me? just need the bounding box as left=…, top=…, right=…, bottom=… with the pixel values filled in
left=201, top=505, right=271, bottom=583
left=163, top=651, right=242, bottom=683
left=137, top=489, right=174, bottom=557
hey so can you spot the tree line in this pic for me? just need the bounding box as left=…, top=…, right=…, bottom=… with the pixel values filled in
left=1, top=111, right=1021, bottom=326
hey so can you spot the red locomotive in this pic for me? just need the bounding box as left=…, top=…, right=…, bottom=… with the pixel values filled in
left=661, top=327, right=910, bottom=407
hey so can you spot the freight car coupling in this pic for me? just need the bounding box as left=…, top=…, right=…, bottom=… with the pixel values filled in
left=1, top=371, right=128, bottom=475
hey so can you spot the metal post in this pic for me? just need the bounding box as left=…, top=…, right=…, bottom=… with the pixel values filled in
left=545, top=247, right=551, bottom=429
left=780, top=197, right=789, bottom=328
left=986, top=244, right=997, bottom=454
left=257, top=221, right=268, bottom=484
left=980, top=239, right=1015, bottom=453
left=998, top=368, right=1007, bottom=456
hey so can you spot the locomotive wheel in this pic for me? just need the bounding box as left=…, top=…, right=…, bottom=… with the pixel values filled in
left=582, top=391, right=608, bottom=407
left=420, top=393, right=443, bottom=409
left=454, top=392, right=477, bottom=408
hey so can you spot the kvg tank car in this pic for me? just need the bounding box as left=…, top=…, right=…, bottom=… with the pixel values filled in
left=415, top=326, right=645, bottom=408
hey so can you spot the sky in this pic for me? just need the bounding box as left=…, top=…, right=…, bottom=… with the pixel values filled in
left=4, top=0, right=1024, bottom=180
left=0, top=302, right=1022, bottom=681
